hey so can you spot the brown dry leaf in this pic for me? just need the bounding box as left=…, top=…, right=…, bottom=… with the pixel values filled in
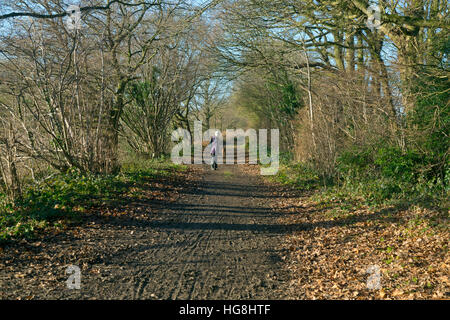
left=244, top=165, right=450, bottom=300
left=392, top=289, right=404, bottom=297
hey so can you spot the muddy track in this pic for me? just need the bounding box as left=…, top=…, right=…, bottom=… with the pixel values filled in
left=0, top=164, right=294, bottom=300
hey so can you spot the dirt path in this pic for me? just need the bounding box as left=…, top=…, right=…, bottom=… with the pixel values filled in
left=0, top=164, right=293, bottom=299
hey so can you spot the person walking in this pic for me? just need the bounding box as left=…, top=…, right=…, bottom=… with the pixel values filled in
left=210, top=131, right=220, bottom=170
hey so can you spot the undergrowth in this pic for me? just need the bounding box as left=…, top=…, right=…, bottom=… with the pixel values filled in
left=272, top=148, right=448, bottom=221
left=0, top=158, right=185, bottom=243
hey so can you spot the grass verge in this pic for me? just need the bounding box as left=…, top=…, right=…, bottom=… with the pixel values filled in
left=0, top=159, right=186, bottom=244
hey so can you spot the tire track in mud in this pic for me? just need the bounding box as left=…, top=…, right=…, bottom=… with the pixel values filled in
left=114, top=163, right=291, bottom=300
left=0, top=164, right=292, bottom=299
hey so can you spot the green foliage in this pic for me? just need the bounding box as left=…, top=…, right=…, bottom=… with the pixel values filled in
left=0, top=158, right=185, bottom=243
left=267, top=74, right=302, bottom=118
left=332, top=141, right=448, bottom=204
left=337, top=145, right=422, bottom=182
left=373, top=147, right=422, bottom=182
left=409, top=66, right=449, bottom=179
left=21, top=170, right=125, bottom=211
left=337, top=147, right=373, bottom=177
left=272, top=162, right=322, bottom=191
left=277, top=142, right=447, bottom=207
left=122, top=70, right=175, bottom=158
left=121, top=156, right=186, bottom=182
left=279, top=151, right=294, bottom=165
